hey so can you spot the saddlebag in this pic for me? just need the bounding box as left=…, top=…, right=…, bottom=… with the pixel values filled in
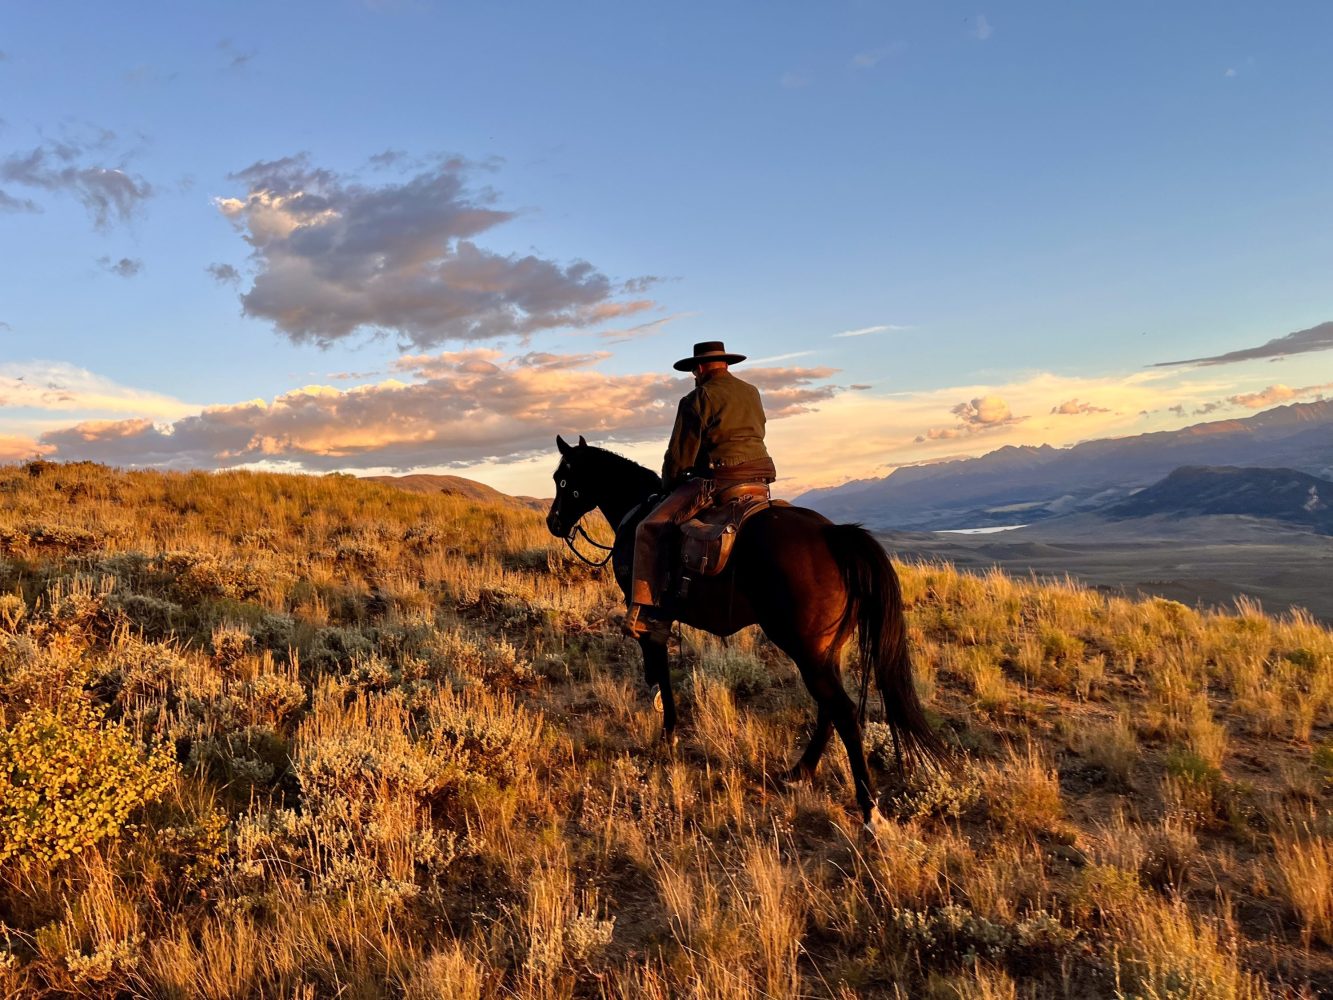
left=678, top=484, right=784, bottom=577
left=680, top=519, right=739, bottom=577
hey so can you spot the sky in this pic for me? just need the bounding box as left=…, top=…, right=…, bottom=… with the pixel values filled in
left=1, top=1, right=1331, bottom=497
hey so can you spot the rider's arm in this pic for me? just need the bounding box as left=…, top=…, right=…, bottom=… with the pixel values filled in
left=661, top=392, right=704, bottom=488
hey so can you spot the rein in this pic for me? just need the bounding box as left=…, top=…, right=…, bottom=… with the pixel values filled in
left=563, top=521, right=614, bottom=567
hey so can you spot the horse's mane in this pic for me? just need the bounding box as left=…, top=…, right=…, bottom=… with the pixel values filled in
left=585, top=445, right=662, bottom=493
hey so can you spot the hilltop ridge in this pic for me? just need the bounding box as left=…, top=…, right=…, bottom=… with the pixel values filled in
left=362, top=473, right=548, bottom=511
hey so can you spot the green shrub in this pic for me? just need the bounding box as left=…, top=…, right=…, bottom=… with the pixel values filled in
left=881, top=755, right=983, bottom=821
left=696, top=647, right=770, bottom=696
left=0, top=698, right=178, bottom=868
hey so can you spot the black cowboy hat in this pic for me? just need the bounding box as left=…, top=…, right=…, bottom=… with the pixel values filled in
left=672, top=340, right=747, bottom=372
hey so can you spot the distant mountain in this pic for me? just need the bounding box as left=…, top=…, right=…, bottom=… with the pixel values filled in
left=1105, top=466, right=1333, bottom=533
left=797, top=399, right=1333, bottom=530
left=364, top=474, right=547, bottom=512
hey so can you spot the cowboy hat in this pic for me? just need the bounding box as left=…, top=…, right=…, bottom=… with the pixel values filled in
left=672, top=340, right=747, bottom=372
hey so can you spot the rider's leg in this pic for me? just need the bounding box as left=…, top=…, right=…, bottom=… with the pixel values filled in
left=625, top=480, right=708, bottom=638
left=626, top=515, right=668, bottom=637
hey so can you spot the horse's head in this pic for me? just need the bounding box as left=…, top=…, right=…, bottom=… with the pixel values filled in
left=546, top=434, right=598, bottom=537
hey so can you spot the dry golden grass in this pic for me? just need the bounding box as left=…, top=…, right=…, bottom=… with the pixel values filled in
left=0, top=460, right=1329, bottom=997
left=1274, top=820, right=1333, bottom=948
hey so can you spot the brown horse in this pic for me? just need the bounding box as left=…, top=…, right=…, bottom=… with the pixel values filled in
left=546, top=435, right=943, bottom=827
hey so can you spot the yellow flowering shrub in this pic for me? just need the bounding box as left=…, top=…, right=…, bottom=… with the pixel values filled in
left=0, top=698, right=178, bottom=868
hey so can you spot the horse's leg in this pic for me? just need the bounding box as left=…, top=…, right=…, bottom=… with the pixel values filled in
left=781, top=703, right=833, bottom=783
left=827, top=687, right=878, bottom=826
left=798, top=662, right=877, bottom=825
left=639, top=636, right=677, bottom=745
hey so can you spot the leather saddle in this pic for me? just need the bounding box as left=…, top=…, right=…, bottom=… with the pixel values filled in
left=678, top=482, right=787, bottom=579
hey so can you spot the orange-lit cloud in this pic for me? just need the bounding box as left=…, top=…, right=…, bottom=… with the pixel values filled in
left=916, top=394, right=1024, bottom=441
left=0, top=435, right=50, bottom=462
left=0, top=362, right=196, bottom=417
left=39, top=351, right=839, bottom=471
left=1051, top=398, right=1110, bottom=415
left=1226, top=382, right=1333, bottom=409
left=762, top=369, right=1247, bottom=495
left=17, top=353, right=1333, bottom=499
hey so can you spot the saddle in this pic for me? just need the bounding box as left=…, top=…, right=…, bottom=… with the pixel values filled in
left=678, top=482, right=788, bottom=578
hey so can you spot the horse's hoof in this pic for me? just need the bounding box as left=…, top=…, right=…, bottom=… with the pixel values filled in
left=861, top=806, right=889, bottom=840
left=776, top=765, right=813, bottom=787
left=659, top=729, right=678, bottom=750
left=649, top=685, right=663, bottom=713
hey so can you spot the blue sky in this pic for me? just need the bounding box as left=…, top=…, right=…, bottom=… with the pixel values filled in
left=2, top=2, right=1331, bottom=495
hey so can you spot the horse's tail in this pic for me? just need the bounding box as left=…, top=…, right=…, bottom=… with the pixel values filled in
left=824, top=523, right=945, bottom=768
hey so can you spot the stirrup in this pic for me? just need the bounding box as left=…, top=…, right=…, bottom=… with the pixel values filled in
left=624, top=604, right=671, bottom=641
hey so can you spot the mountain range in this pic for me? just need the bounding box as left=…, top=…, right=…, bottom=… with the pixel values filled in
left=1105, top=465, right=1333, bottom=533
left=796, top=399, right=1333, bottom=531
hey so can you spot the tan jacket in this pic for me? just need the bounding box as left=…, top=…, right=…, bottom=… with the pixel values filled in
left=662, top=369, right=774, bottom=488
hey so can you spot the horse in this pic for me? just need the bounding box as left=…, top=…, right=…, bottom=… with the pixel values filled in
left=545, top=435, right=943, bottom=828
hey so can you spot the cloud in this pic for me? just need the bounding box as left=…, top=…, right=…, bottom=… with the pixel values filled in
left=1224, top=68, right=1236, bottom=78
left=761, top=369, right=1263, bottom=494
left=1050, top=398, right=1109, bottom=416
left=0, top=321, right=11, bottom=332
left=97, top=256, right=143, bottom=278
left=1226, top=382, right=1333, bottom=409
left=973, top=15, right=992, bottom=40
left=751, top=350, right=815, bottom=364
left=780, top=71, right=810, bottom=89
left=1153, top=320, right=1333, bottom=367
left=218, top=39, right=257, bottom=71
left=851, top=43, right=906, bottom=69
left=0, top=189, right=40, bottom=213
left=621, top=275, right=662, bottom=295
left=953, top=394, right=1014, bottom=426
left=0, top=132, right=153, bottom=229
left=206, top=262, right=242, bottom=285
left=367, top=149, right=407, bottom=170
left=737, top=366, right=839, bottom=417
left=19, top=356, right=1328, bottom=497
left=215, top=153, right=654, bottom=349
left=37, top=352, right=840, bottom=470
left=597, top=312, right=683, bottom=343
left=832, top=324, right=910, bottom=339
left=915, top=394, right=1023, bottom=442
left=0, top=361, right=193, bottom=417
left=124, top=64, right=179, bottom=86
left=0, top=435, right=50, bottom=462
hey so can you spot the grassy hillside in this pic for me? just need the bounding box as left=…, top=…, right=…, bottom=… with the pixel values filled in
left=0, top=460, right=1329, bottom=998
left=363, top=474, right=548, bottom=512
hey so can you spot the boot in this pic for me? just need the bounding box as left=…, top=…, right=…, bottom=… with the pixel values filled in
left=624, top=604, right=672, bottom=642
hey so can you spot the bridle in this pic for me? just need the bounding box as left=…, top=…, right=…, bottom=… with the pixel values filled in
left=554, top=472, right=616, bottom=567
left=562, top=520, right=614, bottom=567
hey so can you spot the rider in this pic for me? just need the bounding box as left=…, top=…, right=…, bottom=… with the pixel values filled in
left=625, top=341, right=777, bottom=639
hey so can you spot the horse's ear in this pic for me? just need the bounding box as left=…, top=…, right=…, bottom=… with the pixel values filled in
left=578, top=435, right=587, bottom=448
left=556, top=435, right=572, bottom=456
